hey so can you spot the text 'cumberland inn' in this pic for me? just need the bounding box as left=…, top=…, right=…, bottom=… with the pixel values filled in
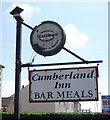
left=32, top=69, right=96, bottom=81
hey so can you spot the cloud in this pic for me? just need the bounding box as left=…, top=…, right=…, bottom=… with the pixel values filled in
left=2, top=79, right=29, bottom=97
left=7, top=3, right=41, bottom=21
left=64, top=24, right=88, bottom=48
left=2, top=80, right=15, bottom=97
left=21, top=78, right=29, bottom=87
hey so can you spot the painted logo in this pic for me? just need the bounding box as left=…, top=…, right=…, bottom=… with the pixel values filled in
left=37, top=30, right=58, bottom=42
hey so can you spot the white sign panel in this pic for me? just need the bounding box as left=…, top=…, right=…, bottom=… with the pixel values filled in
left=29, top=67, right=99, bottom=102
left=101, top=95, right=110, bottom=114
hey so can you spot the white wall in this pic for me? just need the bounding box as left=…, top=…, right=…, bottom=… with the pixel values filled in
left=3, top=84, right=81, bottom=112
left=20, top=85, right=56, bottom=112
left=55, top=102, right=74, bottom=112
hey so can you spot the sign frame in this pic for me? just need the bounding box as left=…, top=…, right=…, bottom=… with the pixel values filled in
left=29, top=66, right=99, bottom=103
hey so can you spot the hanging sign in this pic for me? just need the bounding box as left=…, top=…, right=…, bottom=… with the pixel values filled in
left=29, top=66, right=99, bottom=102
left=30, top=21, right=66, bottom=56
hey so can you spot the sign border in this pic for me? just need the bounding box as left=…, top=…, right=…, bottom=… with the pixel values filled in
left=29, top=66, right=99, bottom=103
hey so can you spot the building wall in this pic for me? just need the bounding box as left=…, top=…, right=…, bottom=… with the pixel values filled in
left=2, top=97, right=14, bottom=112
left=20, top=85, right=81, bottom=113
left=2, top=85, right=81, bottom=113
left=74, top=102, right=81, bottom=112
left=55, top=102, right=74, bottom=112
left=20, top=85, right=56, bottom=112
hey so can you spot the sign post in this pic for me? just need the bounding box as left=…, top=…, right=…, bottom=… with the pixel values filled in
left=10, top=7, right=24, bottom=120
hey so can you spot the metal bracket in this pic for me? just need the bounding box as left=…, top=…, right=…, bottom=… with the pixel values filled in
left=21, top=60, right=103, bottom=68
left=21, top=22, right=103, bottom=68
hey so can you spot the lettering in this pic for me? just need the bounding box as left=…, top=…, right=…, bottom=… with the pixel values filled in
left=32, top=69, right=95, bottom=81
left=57, top=91, right=65, bottom=98
left=103, top=100, right=110, bottom=105
left=81, top=90, right=93, bottom=98
left=87, top=70, right=94, bottom=78
left=53, top=73, right=58, bottom=80
left=54, top=82, right=71, bottom=89
left=37, top=30, right=58, bottom=42
left=34, top=92, right=40, bottom=99
left=33, top=90, right=94, bottom=100
left=109, top=100, right=110, bottom=105
left=34, top=92, right=53, bottom=99
left=74, top=91, right=80, bottom=98
left=56, top=90, right=93, bottom=99
left=47, top=92, right=53, bottom=99
left=67, top=91, right=73, bottom=98
left=88, top=90, right=93, bottom=97
left=81, top=90, right=87, bottom=98
left=103, top=100, right=108, bottom=105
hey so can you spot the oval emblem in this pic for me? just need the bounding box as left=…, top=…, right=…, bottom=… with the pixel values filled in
left=30, top=21, right=66, bottom=56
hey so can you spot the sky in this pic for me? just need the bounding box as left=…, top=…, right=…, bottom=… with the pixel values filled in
left=0, top=0, right=108, bottom=112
